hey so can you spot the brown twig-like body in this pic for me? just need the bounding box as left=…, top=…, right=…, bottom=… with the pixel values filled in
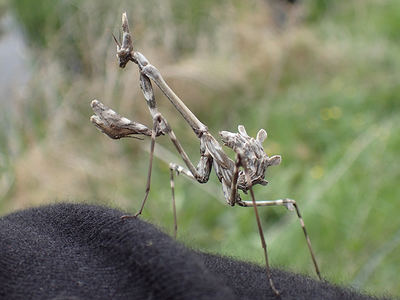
left=90, top=12, right=321, bottom=296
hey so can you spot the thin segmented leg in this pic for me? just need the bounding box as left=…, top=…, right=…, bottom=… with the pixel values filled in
left=169, top=167, right=178, bottom=239
left=169, top=158, right=217, bottom=239
left=169, top=153, right=281, bottom=296
left=160, top=114, right=212, bottom=238
left=169, top=159, right=215, bottom=239
left=230, top=152, right=321, bottom=282
left=121, top=117, right=158, bottom=219
left=232, top=154, right=280, bottom=296
left=237, top=198, right=322, bottom=280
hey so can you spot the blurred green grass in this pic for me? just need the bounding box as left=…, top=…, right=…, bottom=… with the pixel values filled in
left=1, top=0, right=399, bottom=297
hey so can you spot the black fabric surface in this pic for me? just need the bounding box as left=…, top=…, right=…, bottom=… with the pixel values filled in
left=0, top=203, right=389, bottom=300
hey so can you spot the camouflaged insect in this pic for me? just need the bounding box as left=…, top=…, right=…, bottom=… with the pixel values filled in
left=90, top=12, right=321, bottom=297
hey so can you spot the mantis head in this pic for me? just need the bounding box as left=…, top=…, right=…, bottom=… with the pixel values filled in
left=219, top=125, right=281, bottom=187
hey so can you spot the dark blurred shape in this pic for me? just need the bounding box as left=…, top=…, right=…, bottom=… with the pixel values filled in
left=267, top=0, right=300, bottom=28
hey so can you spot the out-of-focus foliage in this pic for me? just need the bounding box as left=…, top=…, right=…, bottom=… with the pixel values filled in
left=1, top=0, right=399, bottom=297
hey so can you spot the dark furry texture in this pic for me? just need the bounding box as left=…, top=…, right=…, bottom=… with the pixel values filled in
left=0, top=203, right=389, bottom=300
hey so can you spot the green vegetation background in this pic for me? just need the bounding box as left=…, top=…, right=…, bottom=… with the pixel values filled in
left=1, top=0, right=399, bottom=297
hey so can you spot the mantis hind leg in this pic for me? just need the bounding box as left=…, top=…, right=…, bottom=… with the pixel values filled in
left=238, top=198, right=322, bottom=280
left=238, top=155, right=280, bottom=297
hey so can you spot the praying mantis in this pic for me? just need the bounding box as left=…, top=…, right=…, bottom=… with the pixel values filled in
left=90, top=12, right=321, bottom=296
